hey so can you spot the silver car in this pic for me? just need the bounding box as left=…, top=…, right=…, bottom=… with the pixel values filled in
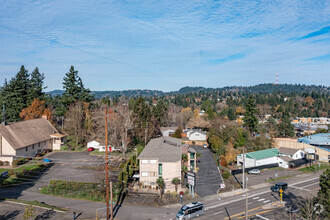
left=248, top=169, right=261, bottom=175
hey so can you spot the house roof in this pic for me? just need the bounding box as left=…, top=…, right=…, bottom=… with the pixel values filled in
left=279, top=156, right=293, bottom=162
left=138, top=137, right=182, bottom=162
left=50, top=133, right=67, bottom=138
left=245, top=148, right=279, bottom=160
left=279, top=147, right=300, bottom=155
left=298, top=133, right=330, bottom=146
left=0, top=118, right=59, bottom=150
left=160, top=127, right=177, bottom=132
left=187, top=129, right=207, bottom=135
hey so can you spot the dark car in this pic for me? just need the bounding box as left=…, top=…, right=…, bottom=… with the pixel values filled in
left=270, top=182, right=288, bottom=192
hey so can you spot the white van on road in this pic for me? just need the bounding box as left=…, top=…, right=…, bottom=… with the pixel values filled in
left=176, top=202, right=204, bottom=220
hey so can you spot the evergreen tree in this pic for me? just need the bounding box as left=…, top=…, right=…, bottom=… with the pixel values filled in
left=317, top=168, right=330, bottom=219
left=152, top=100, right=168, bottom=127
left=62, top=66, right=93, bottom=107
left=243, top=95, right=259, bottom=133
left=3, top=66, right=30, bottom=121
left=227, top=108, right=236, bottom=120
left=29, top=67, right=45, bottom=103
left=278, top=115, right=295, bottom=137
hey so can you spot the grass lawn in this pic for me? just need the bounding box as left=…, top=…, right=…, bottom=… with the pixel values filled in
left=298, top=163, right=329, bottom=173
left=0, top=163, right=49, bottom=186
left=40, top=180, right=121, bottom=202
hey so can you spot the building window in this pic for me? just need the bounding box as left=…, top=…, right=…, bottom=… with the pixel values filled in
left=158, top=164, right=162, bottom=176
left=150, top=172, right=157, bottom=177
left=190, top=152, right=195, bottom=159
left=141, top=172, right=149, bottom=177
left=150, top=160, right=157, bottom=164
left=141, top=160, right=149, bottom=164
left=26, top=147, right=28, bottom=152
left=32, top=145, right=34, bottom=149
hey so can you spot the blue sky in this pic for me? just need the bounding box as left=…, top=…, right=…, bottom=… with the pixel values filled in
left=0, top=0, right=329, bottom=91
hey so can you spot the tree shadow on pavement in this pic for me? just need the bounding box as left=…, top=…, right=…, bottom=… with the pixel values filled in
left=35, top=210, right=56, bottom=220
left=113, top=187, right=127, bottom=218
left=0, top=210, right=20, bottom=220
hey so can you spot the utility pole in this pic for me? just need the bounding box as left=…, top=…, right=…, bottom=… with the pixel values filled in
left=245, top=176, right=248, bottom=220
left=105, top=106, right=110, bottom=220
left=242, top=147, right=245, bottom=190
left=242, top=146, right=248, bottom=220
left=110, top=181, right=113, bottom=220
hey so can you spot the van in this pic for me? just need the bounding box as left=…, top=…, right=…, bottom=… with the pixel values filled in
left=176, top=202, right=204, bottom=220
left=270, top=182, right=288, bottom=192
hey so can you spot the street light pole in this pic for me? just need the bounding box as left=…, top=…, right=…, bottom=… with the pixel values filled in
left=105, top=106, right=110, bottom=220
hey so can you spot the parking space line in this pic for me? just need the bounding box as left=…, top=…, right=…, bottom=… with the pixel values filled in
left=258, top=198, right=265, bottom=201
left=253, top=197, right=259, bottom=200
left=263, top=200, right=270, bottom=203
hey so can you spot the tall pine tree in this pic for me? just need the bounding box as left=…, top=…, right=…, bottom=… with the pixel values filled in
left=5, top=65, right=30, bottom=121
left=29, top=67, right=45, bottom=103
left=62, top=66, right=93, bottom=107
left=243, top=95, right=259, bottom=133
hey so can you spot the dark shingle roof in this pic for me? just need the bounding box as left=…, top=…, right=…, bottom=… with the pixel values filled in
left=0, top=118, right=58, bottom=150
left=138, top=137, right=182, bottom=162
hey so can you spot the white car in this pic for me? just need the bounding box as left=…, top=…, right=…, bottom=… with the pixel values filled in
left=203, top=144, right=208, bottom=148
left=248, top=169, right=261, bottom=175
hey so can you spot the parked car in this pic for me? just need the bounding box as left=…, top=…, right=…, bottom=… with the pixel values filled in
left=248, top=169, right=261, bottom=175
left=176, top=202, right=204, bottom=220
left=87, top=147, right=95, bottom=151
left=203, top=144, right=208, bottom=148
left=270, top=182, right=288, bottom=192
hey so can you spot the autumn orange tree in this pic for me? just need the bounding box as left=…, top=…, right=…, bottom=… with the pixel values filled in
left=19, top=98, right=52, bottom=120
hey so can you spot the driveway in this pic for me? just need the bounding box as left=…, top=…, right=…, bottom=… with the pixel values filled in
left=190, top=146, right=223, bottom=197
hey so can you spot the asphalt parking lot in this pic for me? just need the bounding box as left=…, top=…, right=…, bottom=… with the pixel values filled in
left=45, top=151, right=105, bottom=183
left=190, top=146, right=223, bottom=197
left=234, top=168, right=303, bottom=187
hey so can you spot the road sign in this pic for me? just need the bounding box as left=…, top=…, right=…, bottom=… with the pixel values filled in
left=220, top=183, right=225, bottom=189
left=279, top=189, right=283, bottom=193
left=188, top=175, right=195, bottom=186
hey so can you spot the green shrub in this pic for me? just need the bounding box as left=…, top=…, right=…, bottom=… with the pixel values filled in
left=222, top=170, right=230, bottom=179
left=0, top=160, right=3, bottom=166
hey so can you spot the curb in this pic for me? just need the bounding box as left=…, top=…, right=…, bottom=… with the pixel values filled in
left=4, top=200, right=68, bottom=213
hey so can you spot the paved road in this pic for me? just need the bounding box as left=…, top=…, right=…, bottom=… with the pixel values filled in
left=191, top=146, right=223, bottom=197
left=199, top=172, right=321, bottom=219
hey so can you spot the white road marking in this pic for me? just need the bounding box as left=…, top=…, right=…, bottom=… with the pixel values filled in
left=258, top=198, right=265, bottom=201
left=290, top=185, right=310, bottom=191
left=204, top=176, right=320, bottom=211
left=256, top=214, right=270, bottom=220
left=263, top=200, right=270, bottom=203
left=253, top=197, right=259, bottom=200
left=301, top=182, right=319, bottom=189
left=212, top=211, right=224, bottom=215
left=248, top=202, right=254, bottom=205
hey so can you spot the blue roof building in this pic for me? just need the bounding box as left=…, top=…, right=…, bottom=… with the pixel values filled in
left=298, top=133, right=330, bottom=151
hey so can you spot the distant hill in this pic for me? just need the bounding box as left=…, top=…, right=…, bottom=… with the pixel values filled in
left=46, top=83, right=329, bottom=99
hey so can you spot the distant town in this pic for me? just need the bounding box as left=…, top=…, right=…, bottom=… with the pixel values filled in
left=0, top=65, right=329, bottom=219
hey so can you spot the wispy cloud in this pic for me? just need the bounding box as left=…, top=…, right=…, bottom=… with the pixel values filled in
left=307, top=53, right=330, bottom=61
left=207, top=54, right=246, bottom=65
left=295, top=26, right=330, bottom=40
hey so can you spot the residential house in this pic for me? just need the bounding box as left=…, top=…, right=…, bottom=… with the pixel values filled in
left=87, top=140, right=100, bottom=149
left=0, top=118, right=66, bottom=164
left=160, top=127, right=178, bottom=137
left=186, top=129, right=207, bottom=141
left=138, top=137, right=182, bottom=191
